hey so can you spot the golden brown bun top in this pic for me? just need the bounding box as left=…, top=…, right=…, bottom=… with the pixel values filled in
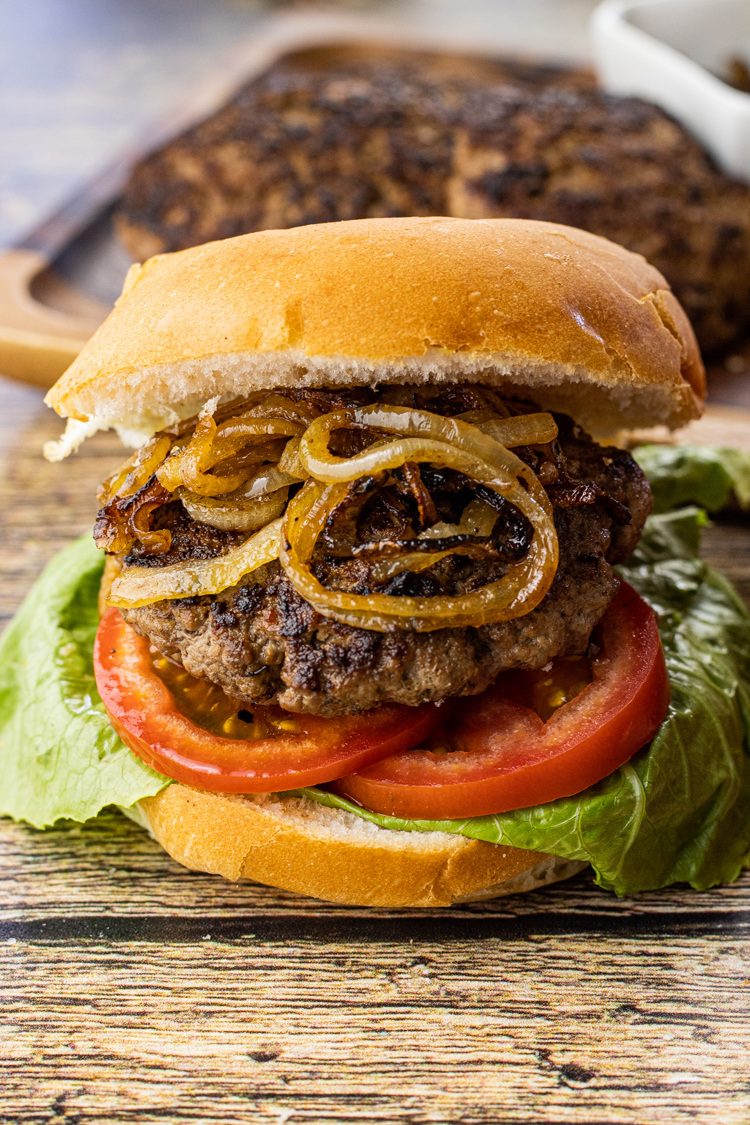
left=46, top=217, right=704, bottom=437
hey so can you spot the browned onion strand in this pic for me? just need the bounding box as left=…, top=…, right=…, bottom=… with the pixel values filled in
left=104, top=394, right=561, bottom=627
left=94, top=475, right=172, bottom=555
left=352, top=534, right=506, bottom=559
left=97, top=433, right=171, bottom=506
left=179, top=487, right=288, bottom=532
left=239, top=395, right=320, bottom=425
left=277, top=437, right=308, bottom=480
left=156, top=408, right=304, bottom=496
left=109, top=518, right=283, bottom=609
left=365, top=497, right=500, bottom=584
left=162, top=393, right=269, bottom=438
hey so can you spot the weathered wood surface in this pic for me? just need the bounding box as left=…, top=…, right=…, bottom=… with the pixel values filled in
left=2, top=373, right=750, bottom=1124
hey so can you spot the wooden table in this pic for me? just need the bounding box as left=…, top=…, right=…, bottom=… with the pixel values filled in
left=2, top=372, right=750, bottom=1124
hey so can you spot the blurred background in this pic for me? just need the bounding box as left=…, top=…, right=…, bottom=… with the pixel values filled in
left=2, top=0, right=750, bottom=399
left=0, top=0, right=600, bottom=249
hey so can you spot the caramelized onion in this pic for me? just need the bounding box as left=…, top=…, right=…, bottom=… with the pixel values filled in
left=179, top=488, right=288, bottom=531
left=366, top=498, right=499, bottom=584
left=157, top=408, right=303, bottom=496
left=156, top=411, right=246, bottom=495
left=277, top=437, right=309, bottom=481
left=103, top=400, right=561, bottom=624
left=296, top=404, right=554, bottom=548
left=98, top=434, right=171, bottom=506
left=298, top=405, right=556, bottom=496
left=176, top=462, right=299, bottom=531
left=353, top=534, right=504, bottom=560
left=108, top=518, right=283, bottom=609
left=421, top=497, right=498, bottom=540
left=402, top=461, right=438, bottom=528
left=94, top=476, right=172, bottom=555
left=240, top=395, right=319, bottom=425
left=281, top=409, right=558, bottom=632
left=473, top=412, right=558, bottom=448
left=365, top=498, right=500, bottom=584
left=238, top=467, right=298, bottom=499
left=211, top=416, right=304, bottom=457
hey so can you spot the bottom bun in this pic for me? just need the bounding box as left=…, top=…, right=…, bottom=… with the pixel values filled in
left=131, top=785, right=586, bottom=907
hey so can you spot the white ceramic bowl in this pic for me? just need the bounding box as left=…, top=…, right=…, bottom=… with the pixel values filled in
left=591, top=0, right=750, bottom=182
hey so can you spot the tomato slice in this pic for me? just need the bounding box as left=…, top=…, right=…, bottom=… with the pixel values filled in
left=334, top=582, right=670, bottom=819
left=94, top=608, right=445, bottom=792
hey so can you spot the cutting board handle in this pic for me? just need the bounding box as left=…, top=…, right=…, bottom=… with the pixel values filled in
left=0, top=248, right=107, bottom=390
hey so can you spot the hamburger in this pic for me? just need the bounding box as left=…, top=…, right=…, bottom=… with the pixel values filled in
left=4, top=217, right=750, bottom=907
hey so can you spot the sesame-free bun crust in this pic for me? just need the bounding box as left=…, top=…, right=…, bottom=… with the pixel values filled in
left=46, top=217, right=704, bottom=439
left=136, top=784, right=585, bottom=907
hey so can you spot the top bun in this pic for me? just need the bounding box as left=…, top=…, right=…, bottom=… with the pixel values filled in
left=45, top=217, right=704, bottom=447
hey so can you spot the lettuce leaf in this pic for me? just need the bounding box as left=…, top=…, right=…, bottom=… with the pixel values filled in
left=634, top=443, right=750, bottom=513
left=0, top=536, right=168, bottom=827
left=295, top=507, right=750, bottom=895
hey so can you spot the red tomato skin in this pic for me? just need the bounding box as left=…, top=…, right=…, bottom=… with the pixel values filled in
left=335, top=583, right=670, bottom=819
left=94, top=608, right=445, bottom=792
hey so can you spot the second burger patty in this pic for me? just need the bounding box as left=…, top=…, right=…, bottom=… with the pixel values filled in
left=120, top=416, right=652, bottom=716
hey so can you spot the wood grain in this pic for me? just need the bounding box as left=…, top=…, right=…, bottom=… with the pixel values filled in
left=2, top=373, right=750, bottom=1124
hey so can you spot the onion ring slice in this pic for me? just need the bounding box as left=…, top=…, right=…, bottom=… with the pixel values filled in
left=108, top=518, right=282, bottom=609
left=179, top=487, right=288, bottom=531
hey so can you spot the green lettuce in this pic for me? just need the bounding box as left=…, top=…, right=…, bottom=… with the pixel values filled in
left=0, top=536, right=168, bottom=827
left=634, top=443, right=750, bottom=513
left=294, top=506, right=750, bottom=894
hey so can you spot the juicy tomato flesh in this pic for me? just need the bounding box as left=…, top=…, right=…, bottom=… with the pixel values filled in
left=93, top=607, right=445, bottom=792
left=333, top=582, right=670, bottom=819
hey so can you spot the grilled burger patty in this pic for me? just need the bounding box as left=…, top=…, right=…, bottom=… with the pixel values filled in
left=118, top=416, right=652, bottom=716
left=117, top=58, right=750, bottom=353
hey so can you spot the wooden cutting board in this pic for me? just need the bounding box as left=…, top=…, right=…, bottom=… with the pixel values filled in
left=1, top=372, right=750, bottom=1124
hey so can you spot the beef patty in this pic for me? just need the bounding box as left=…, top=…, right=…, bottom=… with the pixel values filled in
left=120, top=417, right=652, bottom=716
left=117, top=55, right=750, bottom=353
